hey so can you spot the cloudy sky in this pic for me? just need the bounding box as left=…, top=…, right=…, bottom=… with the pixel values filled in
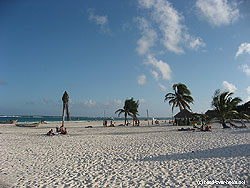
left=1, top=0, right=250, bottom=117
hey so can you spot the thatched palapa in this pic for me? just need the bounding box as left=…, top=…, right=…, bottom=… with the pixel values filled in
left=174, top=109, right=194, bottom=119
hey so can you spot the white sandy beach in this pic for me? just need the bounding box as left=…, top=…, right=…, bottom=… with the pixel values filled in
left=0, top=121, right=249, bottom=187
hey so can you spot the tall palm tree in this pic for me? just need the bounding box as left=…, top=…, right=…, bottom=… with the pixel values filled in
left=164, top=83, right=194, bottom=112
left=62, top=91, right=70, bottom=125
left=211, top=89, right=249, bottom=128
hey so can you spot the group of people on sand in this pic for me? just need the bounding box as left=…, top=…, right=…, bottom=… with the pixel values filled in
left=47, top=124, right=68, bottom=136
left=178, top=123, right=212, bottom=132
left=103, top=119, right=141, bottom=127
left=194, top=122, right=212, bottom=131
left=103, top=120, right=115, bottom=127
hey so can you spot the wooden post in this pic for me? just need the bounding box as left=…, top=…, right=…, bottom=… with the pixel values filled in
left=62, top=103, right=65, bottom=126
left=147, top=109, right=149, bottom=125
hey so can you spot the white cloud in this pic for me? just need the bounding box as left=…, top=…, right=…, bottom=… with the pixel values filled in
left=222, top=81, right=237, bottom=93
left=247, top=96, right=250, bottom=102
left=139, top=98, right=145, bottom=103
left=247, top=86, right=250, bottom=95
left=70, top=98, right=124, bottom=114
left=150, top=69, right=159, bottom=80
left=236, top=43, right=250, bottom=57
left=136, top=18, right=157, bottom=55
left=69, top=98, right=75, bottom=105
left=98, top=99, right=123, bottom=108
left=196, top=0, right=240, bottom=26
left=239, top=64, right=250, bottom=76
left=138, top=75, right=147, bottom=85
left=113, top=99, right=122, bottom=106
left=138, top=0, right=205, bottom=54
left=189, top=37, right=206, bottom=50
left=138, top=0, right=154, bottom=8
left=84, top=99, right=96, bottom=107
left=88, top=9, right=109, bottom=31
left=146, top=55, right=172, bottom=81
left=43, top=98, right=53, bottom=104
left=158, top=83, right=167, bottom=91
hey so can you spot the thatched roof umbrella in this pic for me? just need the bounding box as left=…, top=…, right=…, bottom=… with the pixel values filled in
left=62, top=91, right=70, bottom=125
left=205, top=110, right=218, bottom=118
left=174, top=109, right=194, bottom=119
left=174, top=109, right=194, bottom=126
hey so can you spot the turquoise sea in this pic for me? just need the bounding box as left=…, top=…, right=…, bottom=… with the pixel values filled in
left=0, top=115, right=171, bottom=123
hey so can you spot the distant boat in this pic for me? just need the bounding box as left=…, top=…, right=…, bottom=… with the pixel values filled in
left=0, top=120, right=18, bottom=124
left=16, top=122, right=40, bottom=127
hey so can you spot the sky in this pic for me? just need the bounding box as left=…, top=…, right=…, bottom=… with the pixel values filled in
left=0, top=0, right=250, bottom=117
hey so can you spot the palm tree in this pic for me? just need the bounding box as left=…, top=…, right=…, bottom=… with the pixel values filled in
left=62, top=91, right=70, bottom=125
left=115, top=98, right=139, bottom=126
left=128, top=98, right=140, bottom=126
left=164, top=83, right=194, bottom=112
left=211, top=89, right=249, bottom=128
left=115, top=98, right=132, bottom=125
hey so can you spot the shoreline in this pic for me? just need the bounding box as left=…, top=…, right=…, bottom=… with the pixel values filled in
left=0, top=116, right=172, bottom=124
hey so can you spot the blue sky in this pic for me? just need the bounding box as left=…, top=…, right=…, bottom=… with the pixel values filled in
left=1, top=0, right=250, bottom=117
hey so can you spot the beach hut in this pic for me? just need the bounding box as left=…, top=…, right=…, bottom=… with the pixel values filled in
left=174, top=109, right=194, bottom=125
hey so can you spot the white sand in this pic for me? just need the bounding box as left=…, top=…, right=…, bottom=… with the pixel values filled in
left=0, top=121, right=249, bottom=187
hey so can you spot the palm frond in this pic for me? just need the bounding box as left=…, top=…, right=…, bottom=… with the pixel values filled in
left=165, top=83, right=194, bottom=112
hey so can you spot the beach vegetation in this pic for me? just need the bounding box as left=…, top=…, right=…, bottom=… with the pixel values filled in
left=164, top=83, right=194, bottom=112
left=211, top=89, right=249, bottom=128
left=129, top=98, right=140, bottom=126
left=115, top=98, right=139, bottom=125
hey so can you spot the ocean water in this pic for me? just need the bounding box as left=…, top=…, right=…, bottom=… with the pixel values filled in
left=0, top=115, right=171, bottom=123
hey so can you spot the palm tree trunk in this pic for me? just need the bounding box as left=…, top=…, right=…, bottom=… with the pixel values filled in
left=222, top=121, right=230, bottom=128
left=66, top=103, right=70, bottom=121
left=62, top=91, right=70, bottom=125
left=125, top=113, right=127, bottom=125
left=62, top=103, right=65, bottom=125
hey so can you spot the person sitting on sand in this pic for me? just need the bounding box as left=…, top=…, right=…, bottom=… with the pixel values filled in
left=56, top=125, right=60, bottom=132
left=201, top=125, right=211, bottom=131
left=103, top=120, right=107, bottom=127
left=47, top=129, right=55, bottom=136
left=60, top=124, right=64, bottom=132
left=61, top=128, right=68, bottom=135
left=205, top=125, right=212, bottom=131
left=109, top=120, right=115, bottom=127
left=135, top=119, right=140, bottom=126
